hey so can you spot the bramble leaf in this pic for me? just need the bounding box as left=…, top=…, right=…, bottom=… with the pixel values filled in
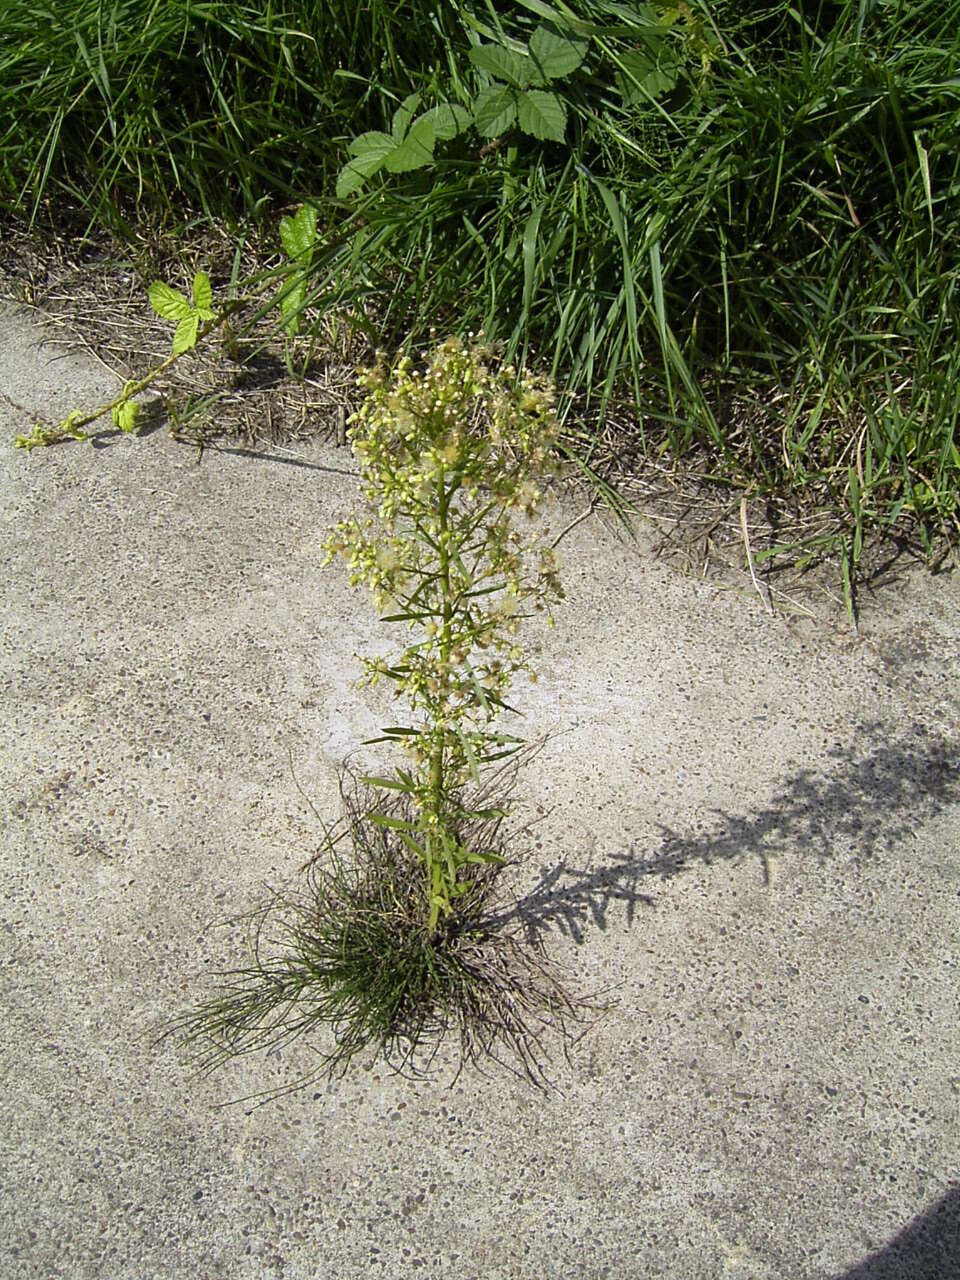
left=172, top=312, right=200, bottom=355
left=391, top=92, right=420, bottom=142
left=616, top=43, right=679, bottom=104
left=468, top=44, right=531, bottom=88
left=383, top=116, right=435, bottom=173
left=473, top=84, right=518, bottom=138
left=191, top=271, right=214, bottom=319
left=148, top=281, right=192, bottom=323
left=528, top=23, right=589, bottom=82
left=517, top=89, right=567, bottom=142
left=112, top=399, right=140, bottom=433
left=336, top=159, right=372, bottom=198
left=338, top=132, right=396, bottom=196
left=427, top=101, right=472, bottom=141
left=347, top=129, right=395, bottom=161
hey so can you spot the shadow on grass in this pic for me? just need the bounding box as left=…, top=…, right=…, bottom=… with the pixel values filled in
left=490, top=721, right=959, bottom=943
left=832, top=1185, right=960, bottom=1279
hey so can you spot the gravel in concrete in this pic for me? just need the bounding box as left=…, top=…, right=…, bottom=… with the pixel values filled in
left=2, top=301, right=958, bottom=1279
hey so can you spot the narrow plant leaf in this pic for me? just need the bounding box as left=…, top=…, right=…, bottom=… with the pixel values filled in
left=517, top=89, right=566, bottom=142
left=468, top=44, right=531, bottom=89
left=358, top=775, right=414, bottom=792
left=397, top=830, right=426, bottom=861
left=463, top=850, right=507, bottom=866
left=368, top=812, right=415, bottom=832
left=148, top=280, right=192, bottom=323
left=473, top=84, right=518, bottom=138
left=528, top=23, right=588, bottom=82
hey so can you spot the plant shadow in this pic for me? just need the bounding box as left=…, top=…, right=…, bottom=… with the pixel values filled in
left=489, top=721, right=959, bottom=943
left=832, top=1185, right=960, bottom=1279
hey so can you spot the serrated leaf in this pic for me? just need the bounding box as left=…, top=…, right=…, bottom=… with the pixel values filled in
left=425, top=101, right=472, bottom=141
left=172, top=312, right=199, bottom=355
left=391, top=91, right=420, bottom=142
left=337, top=132, right=396, bottom=196
left=473, top=84, right=518, bottom=138
left=112, top=399, right=139, bottom=433
left=517, top=89, right=566, bottom=141
left=468, top=44, right=531, bottom=88
left=348, top=129, right=395, bottom=161
left=191, top=271, right=214, bottom=318
left=148, top=280, right=192, bottom=323
left=383, top=116, right=435, bottom=173
left=616, top=44, right=679, bottom=105
left=279, top=282, right=304, bottom=336
left=278, top=204, right=317, bottom=262
left=528, top=23, right=588, bottom=82
left=335, top=159, right=371, bottom=198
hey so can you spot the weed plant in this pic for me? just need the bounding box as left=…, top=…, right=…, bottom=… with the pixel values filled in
left=166, top=338, right=581, bottom=1091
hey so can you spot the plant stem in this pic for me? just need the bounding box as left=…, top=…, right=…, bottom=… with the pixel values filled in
left=431, top=462, right=454, bottom=829
left=15, top=303, right=244, bottom=449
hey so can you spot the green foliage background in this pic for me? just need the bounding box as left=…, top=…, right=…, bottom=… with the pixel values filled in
left=3, top=0, right=959, bottom=578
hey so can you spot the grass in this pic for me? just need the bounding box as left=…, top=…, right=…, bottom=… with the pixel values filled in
left=3, top=0, right=958, bottom=597
left=162, top=770, right=584, bottom=1098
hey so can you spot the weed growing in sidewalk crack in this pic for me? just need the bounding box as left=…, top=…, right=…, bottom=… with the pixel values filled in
left=164, top=337, right=592, bottom=1094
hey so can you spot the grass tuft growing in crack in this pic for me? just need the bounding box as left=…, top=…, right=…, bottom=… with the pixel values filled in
left=165, top=768, right=584, bottom=1098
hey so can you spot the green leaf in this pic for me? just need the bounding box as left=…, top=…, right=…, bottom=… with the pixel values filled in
left=383, top=116, right=435, bottom=173
left=426, top=101, right=473, bottom=141
left=338, top=133, right=396, bottom=195
left=148, top=280, right=192, bottom=323
left=279, top=282, right=305, bottom=336
left=391, top=91, right=420, bottom=142
left=172, top=312, right=200, bottom=355
left=359, top=775, right=414, bottom=792
left=336, top=159, right=371, bottom=198
left=528, top=23, right=588, bottom=82
left=112, top=399, right=139, bottom=433
left=347, top=129, right=395, bottom=161
left=278, top=204, right=317, bottom=263
left=616, top=44, right=679, bottom=105
left=397, top=830, right=426, bottom=861
left=473, top=84, right=518, bottom=137
left=367, top=812, right=415, bottom=832
left=463, top=850, right=508, bottom=866
left=517, top=89, right=566, bottom=142
left=191, top=271, right=213, bottom=318
left=468, top=44, right=531, bottom=88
